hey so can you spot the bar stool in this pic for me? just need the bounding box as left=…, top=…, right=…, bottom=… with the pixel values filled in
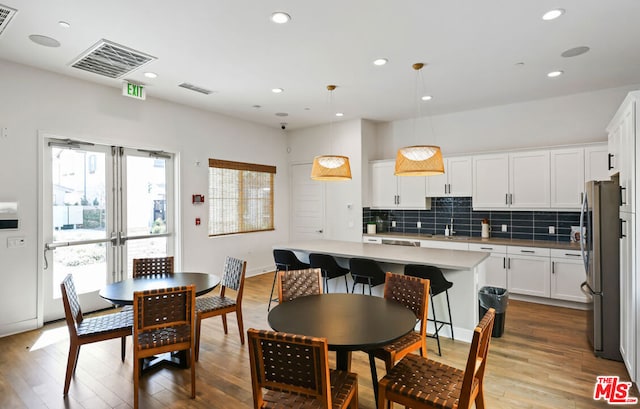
left=270, top=249, right=310, bottom=310
left=348, top=258, right=385, bottom=295
left=404, top=264, right=454, bottom=356
left=309, top=253, right=350, bottom=293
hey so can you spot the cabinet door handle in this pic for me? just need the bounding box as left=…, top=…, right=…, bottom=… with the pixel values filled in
left=507, top=257, right=511, bottom=269
left=620, top=186, right=627, bottom=206
left=505, top=194, right=509, bottom=205
left=503, top=257, right=506, bottom=269
left=509, top=193, right=513, bottom=205
left=520, top=249, right=535, bottom=254
left=565, top=253, right=581, bottom=257
left=608, top=153, right=614, bottom=170
left=481, top=247, right=493, bottom=250
left=552, top=261, right=555, bottom=274
left=580, top=192, right=584, bottom=205
left=620, top=218, right=626, bottom=239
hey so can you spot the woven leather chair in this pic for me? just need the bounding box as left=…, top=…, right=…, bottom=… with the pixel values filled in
left=370, top=272, right=430, bottom=372
left=132, top=256, right=174, bottom=277
left=247, top=328, right=358, bottom=409
left=348, top=258, right=386, bottom=294
left=60, top=274, right=133, bottom=395
left=277, top=268, right=323, bottom=303
left=270, top=250, right=311, bottom=310
left=377, top=308, right=496, bottom=409
left=133, top=285, right=196, bottom=409
left=195, top=256, right=247, bottom=360
left=309, top=253, right=350, bottom=293
left=405, top=264, right=455, bottom=356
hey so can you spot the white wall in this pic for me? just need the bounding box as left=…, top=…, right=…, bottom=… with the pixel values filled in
left=373, top=85, right=640, bottom=160
left=0, top=59, right=289, bottom=336
left=287, top=119, right=363, bottom=242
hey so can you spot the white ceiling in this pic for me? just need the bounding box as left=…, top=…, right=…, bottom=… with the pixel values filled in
left=1, top=0, right=640, bottom=130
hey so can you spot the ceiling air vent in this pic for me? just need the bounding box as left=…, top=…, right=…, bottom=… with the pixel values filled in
left=0, top=4, right=17, bottom=36
left=178, top=82, right=214, bottom=95
left=70, top=39, right=155, bottom=79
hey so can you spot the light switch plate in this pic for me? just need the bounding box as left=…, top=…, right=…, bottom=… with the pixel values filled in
left=7, top=237, right=26, bottom=248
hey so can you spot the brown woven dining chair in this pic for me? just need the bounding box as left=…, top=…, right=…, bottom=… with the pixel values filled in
left=247, top=328, right=358, bottom=409
left=132, top=256, right=174, bottom=277
left=133, top=285, right=196, bottom=409
left=60, top=274, right=133, bottom=395
left=377, top=308, right=496, bottom=409
left=277, top=268, right=323, bottom=303
left=370, top=272, right=430, bottom=372
left=195, top=256, right=247, bottom=360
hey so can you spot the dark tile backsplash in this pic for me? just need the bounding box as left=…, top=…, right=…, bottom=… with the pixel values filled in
left=363, top=197, right=580, bottom=243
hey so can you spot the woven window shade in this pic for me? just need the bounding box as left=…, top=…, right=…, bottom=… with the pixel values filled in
left=208, top=159, right=275, bottom=236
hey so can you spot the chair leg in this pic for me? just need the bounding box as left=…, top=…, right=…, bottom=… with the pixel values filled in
left=221, top=313, right=229, bottom=334
left=190, top=347, right=196, bottom=398
left=344, top=275, right=349, bottom=293
left=63, top=342, right=80, bottom=395
left=133, top=352, right=140, bottom=409
left=324, top=275, right=330, bottom=293
left=195, top=316, right=202, bottom=362
left=430, top=293, right=442, bottom=356
left=236, top=307, right=245, bottom=345
left=367, top=277, right=372, bottom=295
left=445, top=289, right=454, bottom=340
left=351, top=280, right=357, bottom=294
left=121, top=336, right=126, bottom=362
left=476, top=384, right=486, bottom=409
left=268, top=270, right=278, bottom=311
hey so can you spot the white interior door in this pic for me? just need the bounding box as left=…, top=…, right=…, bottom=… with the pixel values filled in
left=291, top=163, right=325, bottom=241
left=40, top=138, right=174, bottom=322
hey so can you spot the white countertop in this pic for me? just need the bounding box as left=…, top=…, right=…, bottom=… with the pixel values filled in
left=274, top=239, right=488, bottom=270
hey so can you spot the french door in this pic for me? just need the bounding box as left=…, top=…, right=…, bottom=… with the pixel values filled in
left=40, top=136, right=174, bottom=322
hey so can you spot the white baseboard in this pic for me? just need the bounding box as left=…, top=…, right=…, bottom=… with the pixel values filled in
left=0, top=318, right=39, bottom=338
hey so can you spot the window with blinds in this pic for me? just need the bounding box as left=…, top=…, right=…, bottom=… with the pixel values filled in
left=208, top=159, right=276, bottom=236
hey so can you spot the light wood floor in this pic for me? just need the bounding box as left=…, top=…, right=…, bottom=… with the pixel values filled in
left=0, top=273, right=637, bottom=408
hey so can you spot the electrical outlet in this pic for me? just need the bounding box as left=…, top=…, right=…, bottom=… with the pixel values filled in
left=501, top=224, right=508, bottom=232
left=391, top=221, right=396, bottom=228
left=416, top=221, right=421, bottom=228
left=549, top=226, right=555, bottom=234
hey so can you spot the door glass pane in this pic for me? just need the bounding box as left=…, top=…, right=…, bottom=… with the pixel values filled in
left=125, top=237, right=168, bottom=278
left=126, top=156, right=168, bottom=236
left=50, top=147, right=108, bottom=298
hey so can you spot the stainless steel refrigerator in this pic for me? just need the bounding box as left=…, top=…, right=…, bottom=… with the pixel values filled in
left=580, top=178, right=622, bottom=361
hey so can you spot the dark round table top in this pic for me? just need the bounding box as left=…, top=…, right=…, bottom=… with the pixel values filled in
left=268, top=293, right=417, bottom=351
left=99, top=272, right=221, bottom=305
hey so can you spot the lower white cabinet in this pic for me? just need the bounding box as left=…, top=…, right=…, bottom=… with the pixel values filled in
left=550, top=249, right=589, bottom=302
left=506, top=246, right=551, bottom=297
left=469, top=243, right=507, bottom=288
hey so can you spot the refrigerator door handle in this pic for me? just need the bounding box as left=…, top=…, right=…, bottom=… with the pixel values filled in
left=579, top=191, right=588, bottom=273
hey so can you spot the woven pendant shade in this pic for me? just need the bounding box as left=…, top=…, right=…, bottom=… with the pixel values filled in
left=311, top=155, right=352, bottom=180
left=395, top=145, right=444, bottom=176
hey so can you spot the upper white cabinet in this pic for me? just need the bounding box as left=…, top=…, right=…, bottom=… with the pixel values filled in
left=425, top=156, right=472, bottom=197
left=584, top=144, right=610, bottom=182
left=550, top=148, right=584, bottom=209
left=610, top=100, right=636, bottom=213
left=370, top=161, right=427, bottom=209
left=473, top=151, right=549, bottom=209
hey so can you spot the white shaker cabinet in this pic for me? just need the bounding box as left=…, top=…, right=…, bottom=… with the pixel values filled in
left=550, top=148, right=585, bottom=209
left=620, top=211, right=636, bottom=381
left=425, top=156, right=472, bottom=197
left=584, top=144, right=610, bottom=182
left=506, top=246, right=551, bottom=297
left=469, top=243, right=507, bottom=288
left=550, top=249, right=589, bottom=303
left=370, top=161, right=427, bottom=209
left=473, top=151, right=550, bottom=209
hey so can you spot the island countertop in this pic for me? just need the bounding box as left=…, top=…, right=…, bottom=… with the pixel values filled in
left=274, top=239, right=488, bottom=271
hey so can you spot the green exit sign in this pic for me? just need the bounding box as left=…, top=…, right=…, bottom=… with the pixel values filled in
left=122, top=81, right=146, bottom=100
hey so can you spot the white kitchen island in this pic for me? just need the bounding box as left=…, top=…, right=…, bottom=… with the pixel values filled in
left=273, top=239, right=489, bottom=343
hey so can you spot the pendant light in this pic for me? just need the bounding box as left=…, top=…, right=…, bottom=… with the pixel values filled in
left=394, top=63, right=444, bottom=176
left=311, top=85, right=352, bottom=181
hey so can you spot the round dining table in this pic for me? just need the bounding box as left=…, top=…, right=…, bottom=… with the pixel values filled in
left=99, top=272, right=221, bottom=305
left=268, top=293, right=417, bottom=404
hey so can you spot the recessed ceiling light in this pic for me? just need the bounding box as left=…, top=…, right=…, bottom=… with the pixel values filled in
left=542, top=8, right=565, bottom=21
left=29, top=34, right=60, bottom=47
left=272, top=88, right=284, bottom=94
left=252, top=105, right=262, bottom=109
left=561, top=46, right=590, bottom=58
left=144, top=72, right=158, bottom=79
left=271, top=12, right=291, bottom=24
left=58, top=21, right=71, bottom=29
left=373, top=58, right=388, bottom=66
left=335, top=112, right=344, bottom=117
left=547, top=70, right=564, bottom=78
left=421, top=95, right=433, bottom=101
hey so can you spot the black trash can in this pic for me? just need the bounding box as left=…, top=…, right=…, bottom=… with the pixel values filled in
left=479, top=286, right=509, bottom=337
